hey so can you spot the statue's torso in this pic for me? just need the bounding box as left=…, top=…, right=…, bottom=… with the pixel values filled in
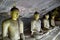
left=44, top=19, right=50, bottom=28
left=7, top=19, right=20, bottom=39
left=31, top=20, right=41, bottom=32
left=51, top=19, right=55, bottom=26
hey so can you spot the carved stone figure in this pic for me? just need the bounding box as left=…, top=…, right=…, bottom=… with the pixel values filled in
left=2, top=6, right=25, bottom=40
left=31, top=12, right=41, bottom=36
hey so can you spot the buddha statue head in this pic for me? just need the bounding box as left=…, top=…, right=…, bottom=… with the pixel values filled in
left=10, top=6, right=19, bottom=20
left=34, top=11, right=40, bottom=20
left=45, top=14, right=49, bottom=19
left=51, top=15, right=55, bottom=20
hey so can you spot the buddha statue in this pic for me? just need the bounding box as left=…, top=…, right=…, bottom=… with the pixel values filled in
left=31, top=12, right=41, bottom=36
left=2, top=6, right=25, bottom=40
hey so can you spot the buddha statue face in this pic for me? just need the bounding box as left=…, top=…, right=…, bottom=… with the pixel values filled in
left=34, top=14, right=40, bottom=20
left=11, top=10, right=19, bottom=20
left=52, top=16, right=55, bottom=19
left=45, top=15, right=49, bottom=19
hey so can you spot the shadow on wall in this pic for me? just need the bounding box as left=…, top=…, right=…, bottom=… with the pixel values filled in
left=0, top=12, right=10, bottom=34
